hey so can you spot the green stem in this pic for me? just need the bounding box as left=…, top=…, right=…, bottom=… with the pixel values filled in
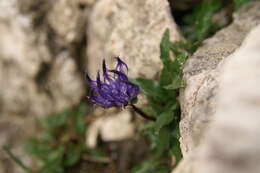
left=130, top=104, right=156, bottom=121
left=2, top=146, right=35, bottom=173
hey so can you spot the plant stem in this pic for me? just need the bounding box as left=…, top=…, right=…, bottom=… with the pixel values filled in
left=130, top=104, right=156, bottom=121
left=2, top=146, right=34, bottom=173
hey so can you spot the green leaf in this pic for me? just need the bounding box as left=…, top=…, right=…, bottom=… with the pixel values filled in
left=131, top=159, right=157, bottom=173
left=159, top=66, right=173, bottom=86
left=64, top=146, right=81, bottom=167
left=40, top=131, right=55, bottom=142
left=134, top=78, right=168, bottom=100
left=131, top=159, right=171, bottom=173
left=142, top=122, right=159, bottom=150
left=164, top=76, right=185, bottom=90
left=46, top=146, right=65, bottom=163
left=183, top=0, right=222, bottom=42
left=170, top=137, right=182, bottom=166
left=155, top=126, right=171, bottom=158
left=74, top=106, right=87, bottom=136
left=160, top=29, right=171, bottom=68
left=87, top=148, right=109, bottom=162
left=233, top=0, right=250, bottom=10
left=42, top=111, right=70, bottom=129
left=172, top=127, right=181, bottom=140
left=24, top=138, right=52, bottom=160
left=155, top=110, right=175, bottom=134
left=159, top=29, right=174, bottom=86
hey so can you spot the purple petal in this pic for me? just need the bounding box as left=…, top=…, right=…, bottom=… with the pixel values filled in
left=109, top=70, right=128, bottom=81
left=102, top=59, right=111, bottom=82
left=90, top=95, right=115, bottom=107
left=115, top=57, right=128, bottom=73
left=127, top=82, right=139, bottom=99
left=86, top=57, right=140, bottom=108
left=86, top=74, right=97, bottom=89
left=96, top=71, right=102, bottom=89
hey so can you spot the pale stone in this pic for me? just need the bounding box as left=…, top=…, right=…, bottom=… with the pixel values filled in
left=100, top=110, right=134, bottom=142
left=173, top=24, right=260, bottom=173
left=0, top=0, right=86, bottom=172
left=87, top=0, right=181, bottom=79
left=179, top=1, right=260, bottom=155
left=48, top=0, right=89, bottom=44
left=86, top=109, right=134, bottom=148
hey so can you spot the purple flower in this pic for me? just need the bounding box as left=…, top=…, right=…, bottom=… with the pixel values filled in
left=86, top=57, right=139, bottom=107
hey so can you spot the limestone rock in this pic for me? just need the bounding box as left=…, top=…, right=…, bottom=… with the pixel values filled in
left=179, top=1, right=260, bottom=155
left=0, top=0, right=87, bottom=172
left=87, top=0, right=181, bottom=79
left=173, top=24, right=260, bottom=173
left=86, top=109, right=135, bottom=148
left=47, top=0, right=90, bottom=44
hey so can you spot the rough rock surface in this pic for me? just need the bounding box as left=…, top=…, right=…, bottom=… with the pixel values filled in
left=87, top=0, right=181, bottom=79
left=179, top=1, right=260, bottom=155
left=173, top=24, right=260, bottom=173
left=0, top=0, right=91, bottom=172
left=86, top=108, right=134, bottom=148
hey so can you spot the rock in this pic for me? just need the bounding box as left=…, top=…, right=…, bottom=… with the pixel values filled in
left=0, top=0, right=88, bottom=172
left=0, top=0, right=86, bottom=117
left=47, top=0, right=89, bottom=45
left=86, top=108, right=135, bottom=148
left=0, top=117, right=38, bottom=173
left=173, top=24, right=260, bottom=173
left=179, top=1, right=260, bottom=155
left=87, top=0, right=181, bottom=79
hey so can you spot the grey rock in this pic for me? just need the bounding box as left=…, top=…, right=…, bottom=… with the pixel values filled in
left=179, top=1, right=260, bottom=155
left=173, top=24, right=260, bottom=173
left=87, top=0, right=181, bottom=79
left=0, top=0, right=87, bottom=172
left=48, top=0, right=90, bottom=45
left=0, top=2, right=85, bottom=117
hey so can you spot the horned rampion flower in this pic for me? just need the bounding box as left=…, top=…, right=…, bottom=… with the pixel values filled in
left=86, top=57, right=139, bottom=108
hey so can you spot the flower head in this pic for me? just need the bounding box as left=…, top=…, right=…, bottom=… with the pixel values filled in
left=86, top=57, right=139, bottom=107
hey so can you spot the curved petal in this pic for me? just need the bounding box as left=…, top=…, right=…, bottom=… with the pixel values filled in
left=109, top=70, right=128, bottom=81
left=102, top=59, right=112, bottom=82
left=115, top=57, right=128, bottom=73
left=85, top=73, right=97, bottom=89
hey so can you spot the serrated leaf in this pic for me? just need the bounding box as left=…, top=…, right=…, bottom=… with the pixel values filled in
left=159, top=29, right=174, bottom=86
left=155, top=110, right=174, bottom=134
left=169, top=54, right=187, bottom=76
left=164, top=76, right=185, bottom=90
left=155, top=126, right=171, bottom=158
left=160, top=29, right=171, bottom=68
left=134, top=78, right=168, bottom=100
left=159, top=66, right=173, bottom=86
